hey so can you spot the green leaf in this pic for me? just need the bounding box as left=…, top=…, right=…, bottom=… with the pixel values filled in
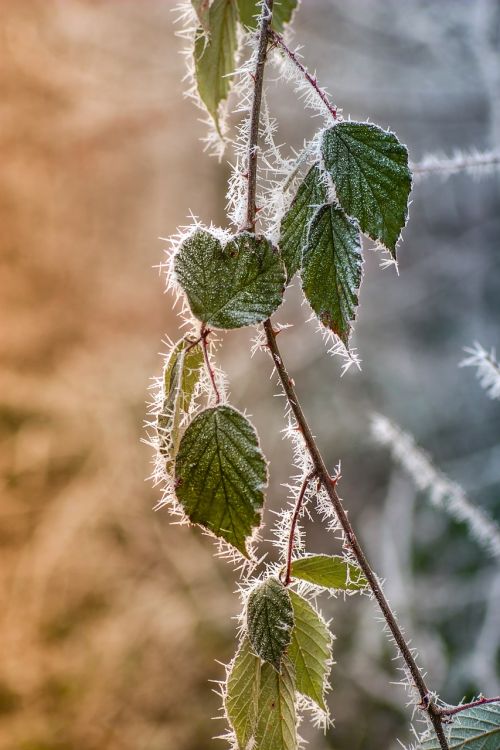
left=157, top=337, right=204, bottom=468
left=236, top=0, right=298, bottom=33
left=288, top=590, right=332, bottom=711
left=301, top=203, right=362, bottom=345
left=194, top=0, right=238, bottom=133
left=247, top=577, right=294, bottom=670
left=290, top=555, right=367, bottom=590
left=279, top=164, right=329, bottom=282
left=254, top=657, right=297, bottom=750
left=174, top=405, right=267, bottom=556
left=321, top=121, right=412, bottom=256
left=420, top=701, right=500, bottom=750
left=225, top=637, right=261, bottom=750
left=191, top=0, right=211, bottom=31
left=174, top=229, right=285, bottom=329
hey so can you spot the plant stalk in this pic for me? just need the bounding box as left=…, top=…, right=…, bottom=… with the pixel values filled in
left=246, top=4, right=449, bottom=748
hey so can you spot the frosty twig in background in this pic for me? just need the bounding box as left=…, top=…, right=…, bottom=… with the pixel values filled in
left=461, top=342, right=500, bottom=401
left=412, top=149, right=500, bottom=179
left=372, top=414, right=500, bottom=560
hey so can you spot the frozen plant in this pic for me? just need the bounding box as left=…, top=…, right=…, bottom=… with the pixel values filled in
left=146, top=2, right=500, bottom=749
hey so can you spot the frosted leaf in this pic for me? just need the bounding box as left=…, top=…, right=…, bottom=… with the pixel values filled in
left=175, top=405, right=267, bottom=556
left=420, top=701, right=500, bottom=749
left=174, top=229, right=285, bottom=329
left=156, top=337, right=204, bottom=471
left=288, top=590, right=332, bottom=712
left=254, top=657, right=297, bottom=750
left=225, top=636, right=261, bottom=749
left=301, top=203, right=362, bottom=346
left=279, top=163, right=329, bottom=282
left=290, top=555, right=367, bottom=590
left=321, top=122, right=411, bottom=256
left=247, top=577, right=294, bottom=671
left=194, top=0, right=238, bottom=133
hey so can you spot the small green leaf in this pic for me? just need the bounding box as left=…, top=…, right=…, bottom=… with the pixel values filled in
left=194, top=0, right=238, bottom=132
left=420, top=701, right=500, bottom=750
left=174, top=229, right=285, bottom=329
left=301, top=203, right=362, bottom=345
left=247, top=577, right=294, bottom=670
left=236, top=0, right=298, bottom=33
left=157, top=337, right=204, bottom=468
left=321, top=121, right=412, bottom=256
left=175, top=405, right=267, bottom=556
left=279, top=164, right=329, bottom=282
left=288, top=590, right=332, bottom=711
left=191, top=0, right=211, bottom=31
left=290, top=555, right=367, bottom=590
left=254, top=657, right=297, bottom=750
left=225, top=637, right=261, bottom=750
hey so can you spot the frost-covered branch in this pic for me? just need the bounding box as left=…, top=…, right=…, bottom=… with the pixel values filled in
left=372, top=415, right=500, bottom=560
left=411, top=150, right=500, bottom=180
left=460, top=342, right=500, bottom=401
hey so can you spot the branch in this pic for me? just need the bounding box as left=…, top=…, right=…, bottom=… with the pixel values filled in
left=440, top=697, right=500, bottom=718
left=200, top=325, right=220, bottom=404
left=263, top=321, right=449, bottom=750
left=268, top=29, right=338, bottom=120
left=283, top=469, right=317, bottom=586
left=249, top=4, right=448, bottom=750
left=245, top=1, right=274, bottom=231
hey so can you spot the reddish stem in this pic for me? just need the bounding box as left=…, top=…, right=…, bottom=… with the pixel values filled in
left=200, top=325, right=220, bottom=405
left=268, top=29, right=338, bottom=120
left=283, top=470, right=316, bottom=586
left=440, top=697, right=500, bottom=718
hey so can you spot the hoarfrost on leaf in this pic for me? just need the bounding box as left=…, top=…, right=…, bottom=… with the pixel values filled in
left=174, top=229, right=285, bottom=329
left=290, top=554, right=367, bottom=590
left=279, top=163, right=329, bottom=282
left=225, top=636, right=261, bottom=750
left=301, top=202, right=362, bottom=346
left=156, top=336, right=204, bottom=471
left=288, top=590, right=332, bottom=712
left=254, top=657, right=297, bottom=750
left=247, top=577, right=294, bottom=671
left=174, top=405, right=267, bottom=556
left=321, top=121, right=411, bottom=256
left=194, top=0, right=238, bottom=134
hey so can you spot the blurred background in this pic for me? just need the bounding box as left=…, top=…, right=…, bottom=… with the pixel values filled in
left=1, top=1, right=499, bottom=749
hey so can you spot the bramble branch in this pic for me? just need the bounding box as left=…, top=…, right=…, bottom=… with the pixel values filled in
left=268, top=29, right=338, bottom=120
left=248, top=5, right=449, bottom=749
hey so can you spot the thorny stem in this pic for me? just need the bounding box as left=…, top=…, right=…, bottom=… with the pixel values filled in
left=268, top=29, right=338, bottom=120
left=247, top=6, right=449, bottom=749
left=263, top=321, right=450, bottom=749
left=200, top=325, right=220, bottom=405
left=245, top=1, right=274, bottom=231
left=283, top=469, right=317, bottom=586
left=440, top=697, right=500, bottom=718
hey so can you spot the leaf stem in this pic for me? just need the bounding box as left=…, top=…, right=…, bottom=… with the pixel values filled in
left=250, top=5, right=448, bottom=750
left=200, top=324, right=220, bottom=405
left=283, top=469, right=317, bottom=586
left=268, top=29, right=338, bottom=120
left=439, top=697, right=500, bottom=718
